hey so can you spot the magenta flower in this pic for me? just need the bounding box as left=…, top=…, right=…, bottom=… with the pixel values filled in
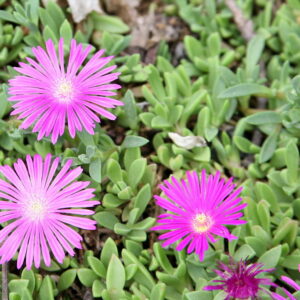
left=203, top=259, right=278, bottom=299
left=8, top=39, right=122, bottom=144
left=151, top=170, right=247, bottom=260
left=0, top=154, right=99, bottom=269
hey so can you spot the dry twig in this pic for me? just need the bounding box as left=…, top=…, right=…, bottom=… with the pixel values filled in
left=225, top=0, right=254, bottom=41
left=2, top=262, right=8, bottom=300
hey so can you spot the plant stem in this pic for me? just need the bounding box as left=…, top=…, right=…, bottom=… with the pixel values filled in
left=2, top=262, right=8, bottom=300
left=225, top=0, right=254, bottom=41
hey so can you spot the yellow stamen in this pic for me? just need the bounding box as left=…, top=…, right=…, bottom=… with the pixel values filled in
left=192, top=213, right=212, bottom=233
left=25, top=194, right=47, bottom=221
left=54, top=79, right=73, bottom=103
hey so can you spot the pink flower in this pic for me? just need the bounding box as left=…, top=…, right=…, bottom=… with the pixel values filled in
left=0, top=154, right=99, bottom=269
left=281, top=276, right=300, bottom=291
left=8, top=39, right=122, bottom=144
left=203, top=259, right=279, bottom=299
left=272, top=276, right=300, bottom=300
left=151, top=170, right=247, bottom=260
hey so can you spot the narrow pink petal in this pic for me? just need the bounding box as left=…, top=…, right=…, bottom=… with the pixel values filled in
left=17, top=223, right=32, bottom=269
left=281, top=276, right=300, bottom=291
left=56, top=214, right=97, bottom=230
left=176, top=234, right=193, bottom=251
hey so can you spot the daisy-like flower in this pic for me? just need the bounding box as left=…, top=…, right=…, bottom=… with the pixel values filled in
left=0, top=154, right=99, bottom=269
left=151, top=170, right=247, bottom=260
left=203, top=259, right=279, bottom=299
left=8, top=38, right=122, bottom=144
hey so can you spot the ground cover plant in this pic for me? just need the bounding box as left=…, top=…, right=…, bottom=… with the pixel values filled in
left=0, top=0, right=300, bottom=299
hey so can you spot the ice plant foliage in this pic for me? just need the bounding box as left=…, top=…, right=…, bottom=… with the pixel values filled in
left=152, top=170, right=247, bottom=260
left=204, top=259, right=279, bottom=299
left=0, top=154, right=99, bottom=269
left=8, top=38, right=122, bottom=143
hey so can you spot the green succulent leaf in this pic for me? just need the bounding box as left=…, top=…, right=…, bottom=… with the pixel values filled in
left=89, top=157, right=102, bottom=182
left=101, top=238, right=119, bottom=267
left=258, top=246, right=282, bottom=268
left=57, top=269, right=77, bottom=291
left=92, top=13, right=129, bottom=34
left=218, top=83, right=272, bottom=98
left=38, top=276, right=54, bottom=300
left=122, top=136, right=149, bottom=148
left=106, top=255, right=126, bottom=291
left=77, top=268, right=98, bottom=287
left=246, top=111, right=281, bottom=125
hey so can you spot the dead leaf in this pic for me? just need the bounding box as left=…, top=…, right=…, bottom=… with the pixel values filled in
left=104, top=0, right=140, bottom=15
left=102, top=0, right=140, bottom=27
left=103, top=1, right=182, bottom=50
left=130, top=8, right=155, bottom=48
left=67, top=0, right=103, bottom=23
left=168, top=132, right=207, bottom=150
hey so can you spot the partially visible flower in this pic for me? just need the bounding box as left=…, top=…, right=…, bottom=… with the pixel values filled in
left=0, top=154, right=99, bottom=269
left=151, top=170, right=247, bottom=260
left=9, top=38, right=122, bottom=144
left=281, top=276, right=300, bottom=291
left=203, top=259, right=278, bottom=299
left=272, top=276, right=300, bottom=300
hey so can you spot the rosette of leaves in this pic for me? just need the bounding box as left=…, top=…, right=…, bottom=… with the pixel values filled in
left=0, top=1, right=25, bottom=70
left=232, top=170, right=300, bottom=286
left=183, top=31, right=238, bottom=76
left=0, top=19, right=23, bottom=68
left=7, top=268, right=58, bottom=300
left=138, top=35, right=244, bottom=172
left=174, top=0, right=243, bottom=43
left=139, top=63, right=211, bottom=170
left=0, top=0, right=40, bottom=54
left=116, top=54, right=150, bottom=83
left=57, top=238, right=165, bottom=300
left=92, top=137, right=156, bottom=242
left=0, top=1, right=89, bottom=57
left=58, top=121, right=155, bottom=242
left=271, top=0, right=300, bottom=71
left=89, top=238, right=156, bottom=299
left=60, top=237, right=227, bottom=299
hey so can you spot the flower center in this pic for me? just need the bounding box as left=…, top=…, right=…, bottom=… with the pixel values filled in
left=24, top=193, right=48, bottom=222
left=227, top=277, right=259, bottom=299
left=54, top=78, right=73, bottom=103
left=192, top=213, right=213, bottom=233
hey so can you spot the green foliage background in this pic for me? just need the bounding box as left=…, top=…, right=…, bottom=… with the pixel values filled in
left=0, top=0, right=300, bottom=299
